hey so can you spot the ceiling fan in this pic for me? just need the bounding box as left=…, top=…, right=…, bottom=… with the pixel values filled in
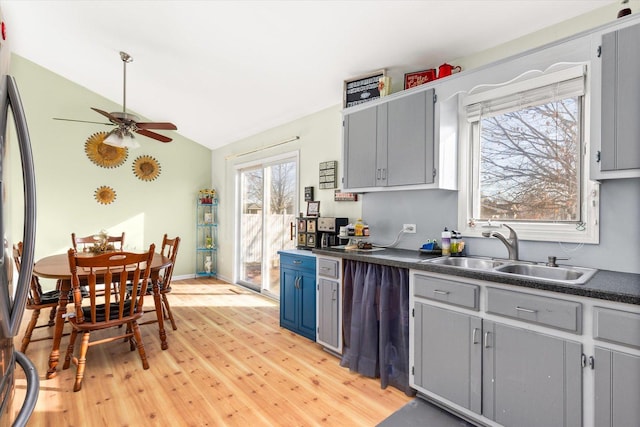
left=54, top=51, right=177, bottom=148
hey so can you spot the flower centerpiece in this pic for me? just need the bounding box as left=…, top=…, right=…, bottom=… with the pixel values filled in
left=90, top=229, right=115, bottom=253
left=198, top=188, right=216, bottom=204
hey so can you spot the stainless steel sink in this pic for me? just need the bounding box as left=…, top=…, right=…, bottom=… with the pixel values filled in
left=422, top=256, right=597, bottom=285
left=493, top=263, right=597, bottom=285
left=425, top=256, right=505, bottom=270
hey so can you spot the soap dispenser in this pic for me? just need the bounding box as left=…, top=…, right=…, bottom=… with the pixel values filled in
left=441, top=227, right=451, bottom=256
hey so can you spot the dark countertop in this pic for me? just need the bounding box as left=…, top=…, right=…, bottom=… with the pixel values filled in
left=312, top=247, right=640, bottom=306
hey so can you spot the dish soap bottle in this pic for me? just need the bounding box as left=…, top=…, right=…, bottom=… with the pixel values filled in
left=354, top=219, right=364, bottom=237
left=441, top=227, right=451, bottom=256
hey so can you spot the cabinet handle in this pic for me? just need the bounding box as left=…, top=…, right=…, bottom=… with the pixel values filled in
left=484, top=332, right=491, bottom=348
left=589, top=356, right=595, bottom=370
left=294, top=276, right=300, bottom=289
left=472, top=328, right=479, bottom=344
left=320, top=267, right=331, bottom=272
left=515, top=306, right=537, bottom=314
left=433, top=289, right=449, bottom=295
left=376, top=168, right=381, bottom=179
left=290, top=222, right=295, bottom=241
left=332, top=288, right=337, bottom=301
left=293, top=260, right=302, bottom=265
left=382, top=168, right=387, bottom=180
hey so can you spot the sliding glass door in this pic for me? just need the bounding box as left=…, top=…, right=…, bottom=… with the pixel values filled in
left=237, top=154, right=297, bottom=297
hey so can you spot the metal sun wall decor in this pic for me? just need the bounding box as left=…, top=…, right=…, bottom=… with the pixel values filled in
left=84, top=131, right=128, bottom=168
left=94, top=185, right=116, bottom=205
left=132, top=155, right=161, bottom=181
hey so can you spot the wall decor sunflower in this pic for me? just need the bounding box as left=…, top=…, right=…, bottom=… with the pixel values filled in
left=94, top=185, right=116, bottom=205
left=132, top=155, right=161, bottom=181
left=84, top=132, right=128, bottom=168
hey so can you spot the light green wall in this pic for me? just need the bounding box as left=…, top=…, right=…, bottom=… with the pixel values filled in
left=9, top=55, right=212, bottom=277
left=211, top=2, right=636, bottom=282
left=211, top=105, right=362, bottom=282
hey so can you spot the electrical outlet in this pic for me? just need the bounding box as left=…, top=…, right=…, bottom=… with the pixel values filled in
left=403, top=224, right=416, bottom=233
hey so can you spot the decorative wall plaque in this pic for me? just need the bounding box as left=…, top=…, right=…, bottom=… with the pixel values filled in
left=85, top=132, right=128, bottom=168
left=319, top=161, right=337, bottom=189
left=94, top=185, right=116, bottom=205
left=132, top=155, right=161, bottom=181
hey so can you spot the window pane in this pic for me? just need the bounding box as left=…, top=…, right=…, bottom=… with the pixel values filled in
left=240, top=168, right=263, bottom=286
left=478, top=97, right=580, bottom=222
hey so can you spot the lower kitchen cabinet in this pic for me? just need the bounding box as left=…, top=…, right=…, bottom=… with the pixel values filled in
left=482, top=321, right=582, bottom=427
left=413, top=303, right=482, bottom=413
left=411, top=272, right=583, bottom=427
left=594, top=348, right=640, bottom=427
left=316, top=256, right=342, bottom=354
left=279, top=251, right=316, bottom=341
left=592, top=306, right=640, bottom=427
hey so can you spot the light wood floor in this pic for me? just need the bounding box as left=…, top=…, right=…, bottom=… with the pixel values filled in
left=12, top=278, right=411, bottom=426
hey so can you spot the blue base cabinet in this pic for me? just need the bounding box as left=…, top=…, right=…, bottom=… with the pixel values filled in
left=279, top=250, right=316, bottom=341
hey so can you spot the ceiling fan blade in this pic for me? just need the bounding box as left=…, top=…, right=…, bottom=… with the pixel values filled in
left=53, top=117, right=113, bottom=126
left=136, top=128, right=173, bottom=143
left=91, top=107, right=122, bottom=124
left=136, top=122, right=177, bottom=131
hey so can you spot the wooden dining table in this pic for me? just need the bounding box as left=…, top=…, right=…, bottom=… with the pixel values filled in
left=32, top=251, right=172, bottom=379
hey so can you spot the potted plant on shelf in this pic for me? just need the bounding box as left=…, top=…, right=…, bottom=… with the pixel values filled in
left=198, top=188, right=216, bottom=204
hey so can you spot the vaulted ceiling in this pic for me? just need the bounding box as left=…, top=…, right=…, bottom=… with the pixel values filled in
left=1, top=1, right=616, bottom=150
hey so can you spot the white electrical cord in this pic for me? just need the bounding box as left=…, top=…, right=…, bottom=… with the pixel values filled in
left=372, top=227, right=406, bottom=248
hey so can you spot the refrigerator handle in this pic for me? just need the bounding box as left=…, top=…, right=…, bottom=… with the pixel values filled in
left=6, top=76, right=37, bottom=336
left=13, top=351, right=39, bottom=426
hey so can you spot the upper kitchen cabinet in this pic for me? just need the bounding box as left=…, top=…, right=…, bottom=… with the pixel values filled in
left=342, top=86, right=456, bottom=192
left=592, top=18, right=640, bottom=180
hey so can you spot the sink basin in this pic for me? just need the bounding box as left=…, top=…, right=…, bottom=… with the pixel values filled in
left=425, top=256, right=504, bottom=270
left=493, top=263, right=597, bottom=284
left=421, top=256, right=597, bottom=285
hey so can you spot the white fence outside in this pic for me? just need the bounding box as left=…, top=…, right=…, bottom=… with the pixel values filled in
left=241, top=214, right=296, bottom=264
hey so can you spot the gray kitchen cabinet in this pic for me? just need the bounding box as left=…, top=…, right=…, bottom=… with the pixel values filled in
left=343, top=88, right=435, bottom=189
left=316, top=256, right=342, bottom=354
left=411, top=272, right=583, bottom=427
left=599, top=21, right=640, bottom=172
left=482, top=321, right=582, bottom=427
left=592, top=306, right=640, bottom=427
left=413, top=303, right=482, bottom=413
left=343, top=106, right=378, bottom=188
left=593, top=347, right=640, bottom=427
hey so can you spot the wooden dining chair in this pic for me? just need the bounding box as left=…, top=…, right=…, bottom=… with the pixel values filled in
left=12, top=242, right=62, bottom=353
left=138, top=234, right=181, bottom=330
left=63, top=244, right=155, bottom=392
left=71, top=231, right=125, bottom=252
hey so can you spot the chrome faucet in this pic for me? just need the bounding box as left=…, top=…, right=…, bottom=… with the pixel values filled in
left=482, top=224, right=519, bottom=260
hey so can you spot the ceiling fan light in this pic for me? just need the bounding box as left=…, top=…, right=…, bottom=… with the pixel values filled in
left=104, top=129, right=140, bottom=149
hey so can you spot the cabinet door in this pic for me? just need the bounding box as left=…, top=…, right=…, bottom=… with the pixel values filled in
left=279, top=267, right=299, bottom=333
left=343, top=107, right=378, bottom=188
left=385, top=89, right=435, bottom=186
left=594, top=347, right=640, bottom=427
left=601, top=23, right=640, bottom=171
left=482, top=321, right=582, bottom=427
left=317, top=278, right=339, bottom=350
left=413, top=303, right=482, bottom=413
left=298, top=271, right=317, bottom=341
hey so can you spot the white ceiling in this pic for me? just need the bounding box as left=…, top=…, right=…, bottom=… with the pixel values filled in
left=1, top=1, right=616, bottom=150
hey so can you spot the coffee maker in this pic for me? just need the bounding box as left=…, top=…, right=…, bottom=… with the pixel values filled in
left=317, top=217, right=349, bottom=247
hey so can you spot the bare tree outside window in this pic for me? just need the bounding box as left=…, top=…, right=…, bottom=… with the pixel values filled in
left=478, top=97, right=580, bottom=222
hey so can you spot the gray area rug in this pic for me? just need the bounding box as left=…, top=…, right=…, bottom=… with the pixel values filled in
left=377, top=398, right=476, bottom=427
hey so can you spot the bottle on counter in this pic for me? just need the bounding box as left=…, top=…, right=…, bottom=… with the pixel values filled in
left=450, top=230, right=460, bottom=256
left=355, top=219, right=364, bottom=237
left=363, top=222, right=370, bottom=237
left=441, top=227, right=451, bottom=256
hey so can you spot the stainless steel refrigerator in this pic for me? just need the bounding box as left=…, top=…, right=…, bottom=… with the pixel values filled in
left=0, top=8, right=39, bottom=426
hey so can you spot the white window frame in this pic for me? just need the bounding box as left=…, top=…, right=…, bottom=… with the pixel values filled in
left=457, top=64, right=599, bottom=244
